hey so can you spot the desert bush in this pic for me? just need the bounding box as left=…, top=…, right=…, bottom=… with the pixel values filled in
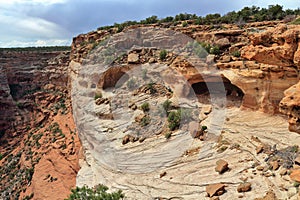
left=94, top=92, right=103, bottom=100
left=168, top=111, right=181, bottom=131
left=140, top=15, right=158, bottom=24
left=141, top=102, right=150, bottom=112
left=66, top=184, right=124, bottom=200
left=162, top=100, right=172, bottom=113
left=165, top=132, right=172, bottom=139
left=209, top=45, right=220, bottom=55
left=232, top=50, right=241, bottom=57
left=140, top=116, right=151, bottom=127
left=145, top=82, right=156, bottom=94
left=159, top=49, right=167, bottom=60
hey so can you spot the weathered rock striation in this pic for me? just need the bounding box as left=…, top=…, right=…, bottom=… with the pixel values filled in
left=70, top=21, right=300, bottom=199
left=0, top=50, right=70, bottom=136
left=0, top=50, right=81, bottom=199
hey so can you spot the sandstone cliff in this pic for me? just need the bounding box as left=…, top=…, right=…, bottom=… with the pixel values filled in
left=69, top=21, right=300, bottom=199
left=0, top=49, right=81, bottom=199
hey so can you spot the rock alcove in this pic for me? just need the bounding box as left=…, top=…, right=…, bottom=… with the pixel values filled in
left=190, top=76, right=244, bottom=107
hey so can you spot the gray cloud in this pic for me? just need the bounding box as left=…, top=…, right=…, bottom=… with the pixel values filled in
left=0, top=0, right=299, bottom=47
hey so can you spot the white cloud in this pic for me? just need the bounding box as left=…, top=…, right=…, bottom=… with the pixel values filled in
left=0, top=0, right=67, bottom=5
left=16, top=16, right=69, bottom=38
left=0, top=0, right=70, bottom=47
left=0, top=39, right=71, bottom=48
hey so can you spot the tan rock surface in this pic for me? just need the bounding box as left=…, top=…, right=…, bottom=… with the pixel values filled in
left=280, top=81, right=300, bottom=134
left=206, top=183, right=225, bottom=197
left=237, top=182, right=251, bottom=193
left=69, top=24, right=300, bottom=199
left=215, top=159, right=229, bottom=174
left=290, top=170, right=300, bottom=182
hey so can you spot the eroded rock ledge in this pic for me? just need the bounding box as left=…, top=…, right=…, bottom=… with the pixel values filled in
left=70, top=22, right=300, bottom=199
left=280, top=82, right=300, bottom=133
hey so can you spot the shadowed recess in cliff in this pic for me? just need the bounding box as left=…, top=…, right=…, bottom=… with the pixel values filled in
left=98, top=66, right=131, bottom=89
left=190, top=76, right=244, bottom=107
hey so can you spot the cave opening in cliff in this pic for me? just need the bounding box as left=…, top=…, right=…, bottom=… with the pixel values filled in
left=99, top=67, right=130, bottom=90
left=190, top=77, right=244, bottom=107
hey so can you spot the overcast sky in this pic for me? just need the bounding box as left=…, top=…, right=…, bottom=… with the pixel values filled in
left=0, top=0, right=299, bottom=47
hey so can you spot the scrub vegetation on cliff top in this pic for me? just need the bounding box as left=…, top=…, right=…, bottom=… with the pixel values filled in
left=97, top=5, right=300, bottom=31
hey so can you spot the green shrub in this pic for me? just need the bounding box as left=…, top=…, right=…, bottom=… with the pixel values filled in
left=159, top=49, right=167, bottom=60
left=182, top=21, right=188, bottom=27
left=94, top=92, right=102, bottom=100
left=201, top=126, right=208, bottom=131
left=141, top=102, right=150, bottom=112
left=232, top=50, right=241, bottom=57
left=187, top=41, right=209, bottom=58
left=16, top=102, right=24, bottom=109
left=209, top=45, right=220, bottom=55
left=162, top=100, right=172, bottom=113
left=66, top=184, right=124, bottom=200
left=145, top=82, right=157, bottom=94
left=0, top=153, right=3, bottom=160
left=199, top=42, right=211, bottom=53
left=140, top=116, right=151, bottom=126
left=165, top=132, right=172, bottom=139
left=168, top=111, right=181, bottom=131
left=25, top=168, right=34, bottom=182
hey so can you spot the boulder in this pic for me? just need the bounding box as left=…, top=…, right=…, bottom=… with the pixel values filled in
left=215, top=159, right=229, bottom=174
left=256, top=145, right=264, bottom=154
left=128, top=53, right=139, bottom=64
left=122, top=134, right=131, bottom=145
left=215, top=38, right=230, bottom=49
left=270, top=161, right=280, bottom=171
left=189, top=121, right=202, bottom=138
left=206, top=183, right=225, bottom=197
left=237, top=182, right=251, bottom=193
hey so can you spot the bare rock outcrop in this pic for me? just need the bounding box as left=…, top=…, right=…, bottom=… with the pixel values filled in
left=241, top=25, right=299, bottom=67
left=218, top=25, right=300, bottom=114
left=70, top=22, right=299, bottom=199
left=280, top=81, right=300, bottom=133
left=0, top=50, right=70, bottom=137
left=0, top=49, right=81, bottom=199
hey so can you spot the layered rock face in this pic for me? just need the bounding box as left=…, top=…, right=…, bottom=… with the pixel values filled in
left=280, top=82, right=300, bottom=133
left=0, top=50, right=70, bottom=136
left=236, top=25, right=300, bottom=131
left=71, top=22, right=299, bottom=115
left=70, top=22, right=300, bottom=199
left=0, top=50, right=81, bottom=200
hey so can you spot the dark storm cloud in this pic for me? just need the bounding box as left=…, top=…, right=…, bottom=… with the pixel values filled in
left=24, top=0, right=268, bottom=35
left=0, top=0, right=298, bottom=47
